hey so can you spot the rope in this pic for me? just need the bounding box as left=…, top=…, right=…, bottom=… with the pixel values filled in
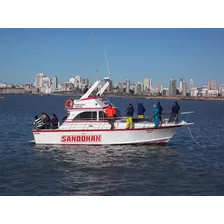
left=187, top=126, right=203, bottom=147
left=186, top=126, right=217, bottom=148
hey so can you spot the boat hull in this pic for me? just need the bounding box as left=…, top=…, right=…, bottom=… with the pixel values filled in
left=32, top=125, right=182, bottom=145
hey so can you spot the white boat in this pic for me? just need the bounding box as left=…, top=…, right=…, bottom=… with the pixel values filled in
left=32, top=80, right=194, bottom=145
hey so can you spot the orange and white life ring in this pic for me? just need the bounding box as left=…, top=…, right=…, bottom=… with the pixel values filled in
left=65, top=99, right=74, bottom=110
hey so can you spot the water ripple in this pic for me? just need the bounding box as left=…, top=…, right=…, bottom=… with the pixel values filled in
left=0, top=96, right=224, bottom=195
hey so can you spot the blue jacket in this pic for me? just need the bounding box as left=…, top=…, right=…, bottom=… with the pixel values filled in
left=137, top=103, right=146, bottom=115
left=153, top=106, right=159, bottom=117
left=126, top=105, right=134, bottom=117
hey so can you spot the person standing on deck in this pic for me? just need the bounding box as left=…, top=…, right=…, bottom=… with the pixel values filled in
left=153, top=104, right=159, bottom=128
left=105, top=104, right=117, bottom=129
left=125, top=103, right=134, bottom=129
left=169, top=101, right=180, bottom=123
left=137, top=103, right=146, bottom=119
left=157, top=102, right=163, bottom=122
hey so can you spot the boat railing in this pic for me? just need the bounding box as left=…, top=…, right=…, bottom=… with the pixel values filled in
left=33, top=112, right=194, bottom=130
left=144, top=111, right=194, bottom=124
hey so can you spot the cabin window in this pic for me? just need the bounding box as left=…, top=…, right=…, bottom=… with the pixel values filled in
left=99, top=111, right=106, bottom=120
left=73, top=112, right=97, bottom=120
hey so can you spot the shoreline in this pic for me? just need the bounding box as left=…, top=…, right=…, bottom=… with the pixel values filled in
left=1, top=93, right=224, bottom=101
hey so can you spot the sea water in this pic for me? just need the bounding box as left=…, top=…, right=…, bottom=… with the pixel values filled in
left=0, top=95, right=224, bottom=195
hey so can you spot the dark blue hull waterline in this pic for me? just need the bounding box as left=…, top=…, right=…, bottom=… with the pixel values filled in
left=0, top=95, right=224, bottom=195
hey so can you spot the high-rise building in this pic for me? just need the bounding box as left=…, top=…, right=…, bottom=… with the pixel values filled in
left=82, top=78, right=89, bottom=86
left=104, top=77, right=113, bottom=92
left=169, top=79, right=176, bottom=96
left=42, top=77, right=51, bottom=88
left=144, top=78, right=151, bottom=92
left=135, top=82, right=143, bottom=94
left=182, top=82, right=187, bottom=96
left=160, top=84, right=164, bottom=93
left=156, top=84, right=163, bottom=93
left=220, top=84, right=224, bottom=97
left=52, top=76, right=58, bottom=92
left=190, top=78, right=194, bottom=90
left=69, top=77, right=76, bottom=84
left=35, top=73, right=46, bottom=88
left=208, top=80, right=216, bottom=90
left=179, top=78, right=183, bottom=92
left=126, top=79, right=130, bottom=94
left=75, top=75, right=82, bottom=89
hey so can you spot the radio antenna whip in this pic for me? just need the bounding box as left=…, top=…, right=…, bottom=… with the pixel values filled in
left=104, top=48, right=111, bottom=77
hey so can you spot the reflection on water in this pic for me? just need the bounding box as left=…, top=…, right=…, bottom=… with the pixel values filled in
left=31, top=144, right=182, bottom=195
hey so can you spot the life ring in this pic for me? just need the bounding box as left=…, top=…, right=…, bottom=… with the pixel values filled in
left=65, top=99, right=74, bottom=110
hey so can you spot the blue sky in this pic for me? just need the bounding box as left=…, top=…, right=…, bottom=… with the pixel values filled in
left=0, top=28, right=224, bottom=87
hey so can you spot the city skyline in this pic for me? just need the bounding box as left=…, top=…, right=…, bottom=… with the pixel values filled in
left=1, top=71, right=223, bottom=98
left=0, top=72, right=221, bottom=91
left=0, top=29, right=224, bottom=86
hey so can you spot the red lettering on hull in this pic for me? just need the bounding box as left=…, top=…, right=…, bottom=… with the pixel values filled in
left=61, top=135, right=102, bottom=143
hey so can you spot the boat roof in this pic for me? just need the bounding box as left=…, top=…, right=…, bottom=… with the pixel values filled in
left=69, top=80, right=113, bottom=111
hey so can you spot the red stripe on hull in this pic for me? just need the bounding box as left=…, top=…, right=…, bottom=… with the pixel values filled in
left=32, top=125, right=182, bottom=133
left=32, top=138, right=170, bottom=146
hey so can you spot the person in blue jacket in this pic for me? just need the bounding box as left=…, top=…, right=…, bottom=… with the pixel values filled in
left=153, top=104, right=159, bottom=128
left=137, top=103, right=146, bottom=119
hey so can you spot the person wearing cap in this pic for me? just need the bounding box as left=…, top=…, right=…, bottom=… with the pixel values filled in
left=105, top=104, right=117, bottom=129
left=169, top=101, right=180, bottom=123
left=125, top=103, right=134, bottom=129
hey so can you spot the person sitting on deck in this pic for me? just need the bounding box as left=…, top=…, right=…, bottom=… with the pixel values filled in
left=40, top=112, right=51, bottom=129
left=105, top=104, right=116, bottom=129
left=34, top=115, right=44, bottom=129
left=125, top=103, right=134, bottom=129
left=51, top=113, right=59, bottom=129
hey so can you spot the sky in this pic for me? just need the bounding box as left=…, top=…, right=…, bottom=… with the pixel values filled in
left=0, top=28, right=224, bottom=88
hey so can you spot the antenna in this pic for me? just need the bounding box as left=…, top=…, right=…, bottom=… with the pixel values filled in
left=104, top=48, right=111, bottom=77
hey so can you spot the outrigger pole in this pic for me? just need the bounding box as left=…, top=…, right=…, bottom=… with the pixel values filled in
left=80, top=80, right=101, bottom=100
left=96, top=81, right=110, bottom=96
